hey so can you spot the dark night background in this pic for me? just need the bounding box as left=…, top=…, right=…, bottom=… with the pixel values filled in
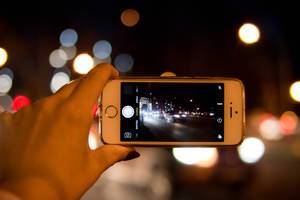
left=1, top=0, right=299, bottom=113
left=1, top=0, right=300, bottom=199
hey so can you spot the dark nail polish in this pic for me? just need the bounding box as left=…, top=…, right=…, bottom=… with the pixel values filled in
left=123, top=151, right=140, bottom=161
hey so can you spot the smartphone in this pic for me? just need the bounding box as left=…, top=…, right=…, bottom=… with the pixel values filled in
left=100, top=77, right=245, bottom=146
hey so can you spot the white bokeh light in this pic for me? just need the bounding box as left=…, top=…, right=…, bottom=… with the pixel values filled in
left=50, top=72, right=70, bottom=93
left=73, top=53, right=94, bottom=74
left=114, top=53, right=134, bottom=73
left=49, top=49, right=67, bottom=68
left=172, top=147, right=218, bottom=167
left=0, top=74, right=13, bottom=94
left=60, top=46, right=77, bottom=60
left=259, top=118, right=282, bottom=140
left=238, top=137, right=265, bottom=164
left=88, top=134, right=98, bottom=150
left=0, top=47, right=8, bottom=67
left=290, top=81, right=300, bottom=102
left=197, top=148, right=218, bottom=168
left=93, top=40, right=112, bottom=59
left=238, top=23, right=260, bottom=44
left=59, top=29, right=78, bottom=47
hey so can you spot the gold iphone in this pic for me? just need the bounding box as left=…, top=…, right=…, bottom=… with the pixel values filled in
left=100, top=77, right=245, bottom=146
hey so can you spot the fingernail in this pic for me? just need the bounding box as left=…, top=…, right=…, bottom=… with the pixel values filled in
left=123, top=151, right=140, bottom=161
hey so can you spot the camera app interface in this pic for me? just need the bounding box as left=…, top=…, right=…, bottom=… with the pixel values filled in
left=121, top=82, right=224, bottom=142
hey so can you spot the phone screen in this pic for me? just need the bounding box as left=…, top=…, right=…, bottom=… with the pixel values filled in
left=120, top=82, right=224, bottom=142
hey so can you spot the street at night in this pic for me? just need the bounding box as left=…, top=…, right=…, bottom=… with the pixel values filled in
left=140, top=113, right=221, bottom=141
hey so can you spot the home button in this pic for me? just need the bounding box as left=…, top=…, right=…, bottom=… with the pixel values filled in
left=105, top=105, right=118, bottom=118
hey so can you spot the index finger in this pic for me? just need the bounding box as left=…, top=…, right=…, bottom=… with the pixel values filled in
left=69, top=64, right=119, bottom=112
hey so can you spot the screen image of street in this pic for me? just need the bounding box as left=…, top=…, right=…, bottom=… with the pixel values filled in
left=121, top=83, right=224, bottom=142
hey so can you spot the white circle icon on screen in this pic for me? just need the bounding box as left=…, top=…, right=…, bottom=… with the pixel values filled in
left=122, top=105, right=135, bottom=118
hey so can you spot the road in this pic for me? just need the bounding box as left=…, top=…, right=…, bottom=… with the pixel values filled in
left=141, top=116, right=219, bottom=141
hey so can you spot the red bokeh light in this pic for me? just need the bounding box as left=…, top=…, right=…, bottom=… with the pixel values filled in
left=92, top=104, right=98, bottom=118
left=12, top=95, right=31, bottom=112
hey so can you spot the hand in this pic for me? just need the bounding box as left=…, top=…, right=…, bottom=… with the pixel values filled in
left=0, top=64, right=139, bottom=200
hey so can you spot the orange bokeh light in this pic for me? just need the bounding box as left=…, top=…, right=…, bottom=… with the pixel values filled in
left=121, top=9, right=140, bottom=27
left=280, top=111, right=298, bottom=135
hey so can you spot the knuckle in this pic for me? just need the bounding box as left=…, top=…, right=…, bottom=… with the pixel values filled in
left=89, top=63, right=113, bottom=77
left=54, top=80, right=78, bottom=98
left=95, top=63, right=113, bottom=69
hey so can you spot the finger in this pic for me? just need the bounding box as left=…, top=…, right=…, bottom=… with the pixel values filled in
left=69, top=64, right=119, bottom=113
left=54, top=79, right=80, bottom=98
left=90, top=145, right=139, bottom=172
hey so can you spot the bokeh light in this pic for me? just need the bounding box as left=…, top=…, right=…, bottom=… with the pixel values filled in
left=0, top=74, right=13, bottom=94
left=238, top=23, right=260, bottom=44
left=0, top=47, right=8, bottom=67
left=238, top=137, right=265, bottom=164
left=160, top=72, right=177, bottom=77
left=93, top=56, right=112, bottom=65
left=120, top=9, right=140, bottom=27
left=88, top=133, right=98, bottom=150
left=49, top=49, right=67, bottom=68
left=0, top=94, right=13, bottom=112
left=196, top=148, right=219, bottom=168
left=114, top=53, right=134, bottom=73
left=172, top=147, right=218, bottom=167
left=0, top=68, right=14, bottom=79
left=92, top=104, right=98, bottom=118
left=12, top=95, right=31, bottom=112
left=73, top=53, right=94, bottom=74
left=259, top=116, right=282, bottom=140
left=53, top=67, right=71, bottom=77
left=59, top=28, right=78, bottom=47
left=88, top=124, right=100, bottom=150
left=60, top=46, right=77, bottom=60
left=93, top=40, right=112, bottom=59
left=280, top=111, right=298, bottom=135
left=290, top=81, right=300, bottom=102
left=50, top=72, right=70, bottom=93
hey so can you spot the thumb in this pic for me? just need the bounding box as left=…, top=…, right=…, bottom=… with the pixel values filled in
left=91, top=145, right=139, bottom=172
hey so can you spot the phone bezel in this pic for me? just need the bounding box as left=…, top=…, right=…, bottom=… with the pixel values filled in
left=101, top=77, right=245, bottom=146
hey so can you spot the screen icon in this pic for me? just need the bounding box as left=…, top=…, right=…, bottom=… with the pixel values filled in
left=218, top=134, right=223, bottom=139
left=124, top=132, right=132, bottom=139
left=217, top=117, right=223, bottom=123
